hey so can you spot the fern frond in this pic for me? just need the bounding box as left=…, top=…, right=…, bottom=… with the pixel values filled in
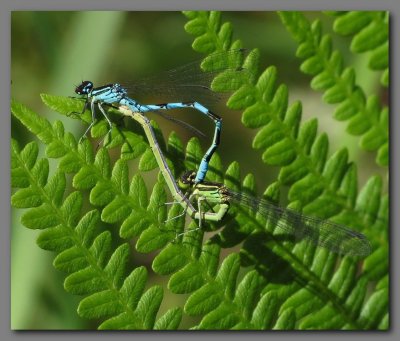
left=12, top=98, right=186, bottom=240
left=327, top=11, right=389, bottom=87
left=278, top=11, right=388, bottom=167
left=184, top=11, right=386, bottom=234
left=182, top=11, right=388, bottom=329
left=11, top=121, right=182, bottom=330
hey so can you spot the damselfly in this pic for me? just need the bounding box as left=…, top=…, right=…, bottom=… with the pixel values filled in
left=74, top=49, right=248, bottom=183
left=178, top=170, right=372, bottom=257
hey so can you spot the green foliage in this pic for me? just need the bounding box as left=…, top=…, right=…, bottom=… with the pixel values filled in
left=11, top=11, right=388, bottom=330
left=11, top=138, right=180, bottom=329
left=278, top=11, right=388, bottom=167
left=328, top=11, right=389, bottom=87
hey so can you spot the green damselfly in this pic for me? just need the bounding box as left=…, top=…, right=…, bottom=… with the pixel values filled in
left=178, top=170, right=372, bottom=257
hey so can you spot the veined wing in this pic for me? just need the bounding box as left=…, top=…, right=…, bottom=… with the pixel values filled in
left=226, top=189, right=371, bottom=257
left=122, top=49, right=250, bottom=109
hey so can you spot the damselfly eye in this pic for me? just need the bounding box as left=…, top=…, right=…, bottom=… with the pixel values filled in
left=75, top=81, right=93, bottom=95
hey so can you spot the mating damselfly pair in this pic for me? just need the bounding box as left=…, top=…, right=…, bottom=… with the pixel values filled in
left=72, top=49, right=371, bottom=257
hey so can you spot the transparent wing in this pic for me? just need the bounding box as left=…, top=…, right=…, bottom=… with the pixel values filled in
left=136, top=106, right=206, bottom=138
left=226, top=189, right=371, bottom=256
left=122, top=49, right=249, bottom=109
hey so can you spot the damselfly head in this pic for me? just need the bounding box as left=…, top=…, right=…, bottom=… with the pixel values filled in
left=178, top=170, right=197, bottom=189
left=75, top=81, right=93, bottom=95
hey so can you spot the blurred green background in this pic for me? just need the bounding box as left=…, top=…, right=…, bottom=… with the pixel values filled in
left=11, top=11, right=385, bottom=329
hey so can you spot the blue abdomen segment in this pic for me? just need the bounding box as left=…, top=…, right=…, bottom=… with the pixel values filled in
left=194, top=118, right=221, bottom=183
left=122, top=99, right=222, bottom=183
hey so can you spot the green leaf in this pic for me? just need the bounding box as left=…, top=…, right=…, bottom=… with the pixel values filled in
left=98, top=312, right=140, bottom=330
left=120, top=210, right=151, bottom=238
left=73, top=165, right=98, bottom=189
left=36, top=225, right=74, bottom=252
left=274, top=308, right=296, bottom=330
left=262, top=138, right=296, bottom=165
left=53, top=246, right=89, bottom=273
left=21, top=204, right=60, bottom=229
left=46, top=139, right=67, bottom=158
left=129, top=174, right=148, bottom=207
left=65, top=267, right=107, bottom=295
left=289, top=173, right=324, bottom=203
left=198, top=302, right=239, bottom=329
left=356, top=175, right=382, bottom=220
left=376, top=142, right=388, bottom=166
left=152, top=243, right=189, bottom=275
left=136, top=225, right=171, bottom=253
left=74, top=210, right=99, bottom=247
left=89, top=231, right=112, bottom=269
left=333, top=12, right=372, bottom=35
left=192, top=33, right=216, bottom=53
left=360, top=126, right=387, bottom=151
left=300, top=55, right=324, bottom=75
left=44, top=171, right=66, bottom=206
left=147, top=182, right=168, bottom=223
left=11, top=187, right=42, bottom=208
left=185, top=18, right=207, bottom=36
left=59, top=152, right=82, bottom=173
left=104, top=244, right=130, bottom=288
left=41, top=93, right=90, bottom=120
left=233, top=271, right=265, bottom=319
left=185, top=283, right=222, bottom=316
left=251, top=292, right=279, bottom=329
left=351, top=20, right=388, bottom=53
left=154, top=307, right=183, bottom=330
left=363, top=246, right=389, bottom=281
left=369, top=42, right=388, bottom=70
left=253, top=121, right=285, bottom=151
left=257, top=66, right=277, bottom=101
left=242, top=102, right=269, bottom=129
left=111, top=159, right=129, bottom=194
left=215, top=253, right=240, bottom=298
left=323, top=84, right=346, bottom=103
left=90, top=180, right=115, bottom=206
left=311, top=71, right=335, bottom=90
left=78, top=290, right=124, bottom=319
left=120, top=267, right=148, bottom=310
left=169, top=262, right=205, bottom=294
left=61, top=191, right=83, bottom=226
left=139, top=147, right=158, bottom=171
left=227, top=84, right=256, bottom=110
left=101, top=196, right=132, bottom=223
left=11, top=99, right=54, bottom=144
left=334, top=99, right=357, bottom=121
left=359, top=288, right=388, bottom=329
left=135, top=286, right=164, bottom=329
left=18, top=141, right=39, bottom=169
